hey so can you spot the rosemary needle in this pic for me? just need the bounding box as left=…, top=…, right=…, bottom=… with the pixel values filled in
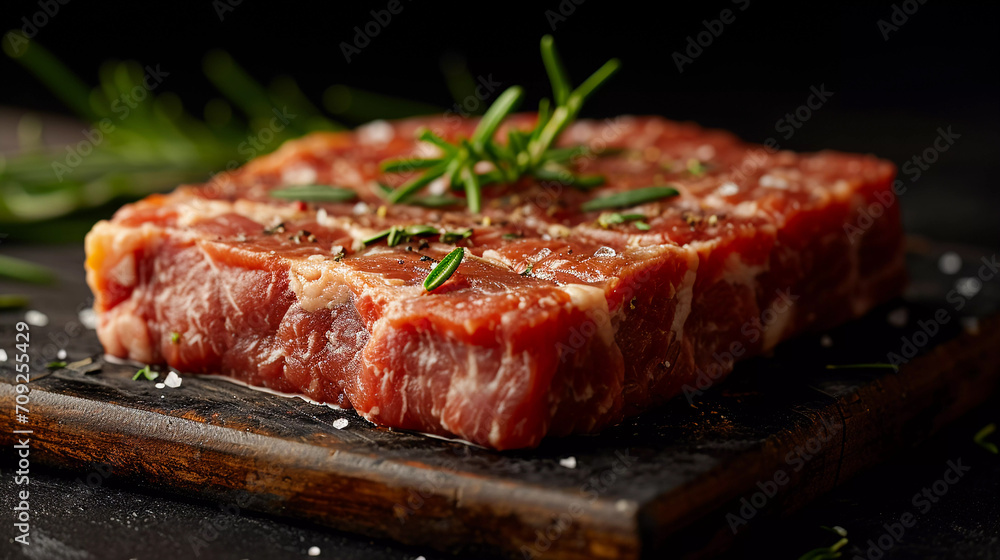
left=581, top=186, right=679, bottom=212
left=269, top=185, right=358, bottom=202
left=424, top=247, right=464, bottom=291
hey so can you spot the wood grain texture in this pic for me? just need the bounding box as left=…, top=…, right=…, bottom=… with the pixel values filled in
left=0, top=243, right=997, bottom=559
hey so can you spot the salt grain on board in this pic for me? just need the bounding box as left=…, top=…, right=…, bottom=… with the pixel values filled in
left=559, top=457, right=577, bottom=469
left=886, top=307, right=908, bottom=327
left=163, top=371, right=183, bottom=388
left=78, top=307, right=98, bottom=329
left=307, top=546, right=321, bottom=557
left=24, top=310, right=48, bottom=327
left=332, top=418, right=349, bottom=430
left=938, top=251, right=962, bottom=275
left=955, top=277, right=982, bottom=298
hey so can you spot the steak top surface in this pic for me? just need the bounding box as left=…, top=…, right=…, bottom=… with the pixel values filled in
left=85, top=115, right=905, bottom=449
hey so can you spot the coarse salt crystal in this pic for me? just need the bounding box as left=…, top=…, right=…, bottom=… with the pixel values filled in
left=357, top=120, right=394, bottom=145
left=938, top=251, right=962, bottom=275
left=25, top=310, right=48, bottom=327
left=164, top=371, right=183, bottom=388
left=955, top=277, right=982, bottom=298
left=716, top=182, right=739, bottom=196
left=332, top=418, right=349, bottom=430
left=308, top=546, right=321, bottom=556
left=886, top=307, right=908, bottom=327
left=559, top=457, right=577, bottom=469
left=78, top=308, right=98, bottom=330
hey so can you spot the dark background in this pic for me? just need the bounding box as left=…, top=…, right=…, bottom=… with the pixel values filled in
left=2, top=2, right=999, bottom=559
left=2, top=0, right=998, bottom=244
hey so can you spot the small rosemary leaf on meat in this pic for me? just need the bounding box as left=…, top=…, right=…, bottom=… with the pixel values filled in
left=686, top=158, right=707, bottom=176
left=407, top=194, right=463, bottom=208
left=597, top=212, right=646, bottom=228
left=270, top=185, right=357, bottom=202
left=440, top=228, right=473, bottom=243
left=133, top=365, right=159, bottom=381
left=582, top=186, right=679, bottom=212
left=424, top=247, right=464, bottom=291
left=380, top=158, right=444, bottom=173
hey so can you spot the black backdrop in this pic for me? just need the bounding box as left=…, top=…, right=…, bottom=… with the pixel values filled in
left=3, top=0, right=998, bottom=244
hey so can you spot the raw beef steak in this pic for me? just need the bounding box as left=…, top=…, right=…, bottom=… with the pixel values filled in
left=85, top=115, right=905, bottom=449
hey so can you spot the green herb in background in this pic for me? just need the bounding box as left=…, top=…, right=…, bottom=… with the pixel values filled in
left=0, top=294, right=31, bottom=309
left=974, top=423, right=997, bottom=454
left=798, top=526, right=849, bottom=560
left=0, top=254, right=55, bottom=284
left=0, top=31, right=460, bottom=232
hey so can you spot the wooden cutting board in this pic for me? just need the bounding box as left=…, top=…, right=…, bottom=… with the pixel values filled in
left=1, top=241, right=998, bottom=560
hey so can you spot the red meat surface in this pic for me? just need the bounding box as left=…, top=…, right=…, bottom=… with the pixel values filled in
left=85, top=115, right=905, bottom=449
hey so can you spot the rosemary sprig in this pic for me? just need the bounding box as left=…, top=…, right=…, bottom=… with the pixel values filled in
left=382, top=35, right=621, bottom=213
left=424, top=247, right=464, bottom=291
left=362, top=225, right=472, bottom=247
left=581, top=186, right=679, bottom=212
left=269, top=185, right=358, bottom=202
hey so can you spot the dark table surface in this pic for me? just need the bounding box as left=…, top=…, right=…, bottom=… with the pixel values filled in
left=1, top=242, right=998, bottom=560
left=2, top=403, right=997, bottom=560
